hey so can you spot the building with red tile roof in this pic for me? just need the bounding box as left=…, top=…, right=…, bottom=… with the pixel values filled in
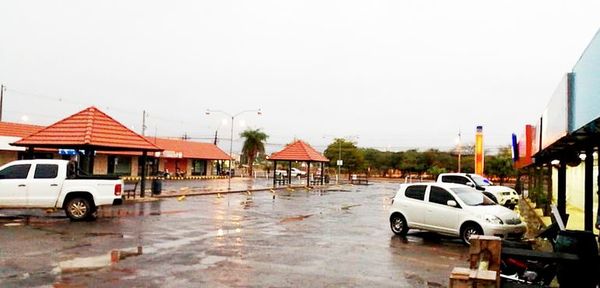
left=0, top=119, right=230, bottom=177
left=269, top=140, right=329, bottom=187
left=13, top=106, right=161, bottom=151
left=0, top=121, right=44, bottom=138
left=0, top=122, right=47, bottom=164
left=269, top=140, right=329, bottom=162
left=144, top=137, right=231, bottom=177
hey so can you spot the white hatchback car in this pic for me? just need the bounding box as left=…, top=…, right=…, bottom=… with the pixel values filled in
left=389, top=182, right=526, bottom=244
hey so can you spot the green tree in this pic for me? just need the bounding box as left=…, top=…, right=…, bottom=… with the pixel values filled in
left=485, top=146, right=516, bottom=185
left=427, top=166, right=448, bottom=179
left=324, top=138, right=364, bottom=178
left=240, top=128, right=268, bottom=176
left=360, top=148, right=394, bottom=177
left=400, top=149, right=427, bottom=176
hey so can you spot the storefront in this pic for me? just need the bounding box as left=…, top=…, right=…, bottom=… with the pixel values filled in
left=514, top=28, right=600, bottom=233
left=0, top=123, right=230, bottom=178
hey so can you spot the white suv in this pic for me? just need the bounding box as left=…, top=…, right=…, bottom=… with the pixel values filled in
left=389, top=182, right=526, bottom=244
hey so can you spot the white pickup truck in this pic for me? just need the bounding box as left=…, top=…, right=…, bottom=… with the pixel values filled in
left=0, top=159, right=124, bottom=221
left=436, top=173, right=519, bottom=208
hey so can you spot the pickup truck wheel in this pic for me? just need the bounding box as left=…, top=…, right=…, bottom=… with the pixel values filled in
left=65, top=197, right=94, bottom=221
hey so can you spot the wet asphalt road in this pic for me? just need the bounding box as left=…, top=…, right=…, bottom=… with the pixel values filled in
left=0, top=182, right=469, bottom=287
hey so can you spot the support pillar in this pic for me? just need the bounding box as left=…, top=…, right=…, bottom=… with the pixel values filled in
left=273, top=160, right=277, bottom=187
left=320, top=162, right=324, bottom=185
left=557, top=161, right=567, bottom=222
left=140, top=151, right=147, bottom=198
left=596, top=148, right=600, bottom=232
left=546, top=165, right=553, bottom=216
left=288, top=161, right=292, bottom=186
left=527, top=167, right=533, bottom=199
left=307, top=162, right=311, bottom=187
left=25, top=147, right=35, bottom=160
left=585, top=148, right=594, bottom=231
left=85, top=149, right=95, bottom=175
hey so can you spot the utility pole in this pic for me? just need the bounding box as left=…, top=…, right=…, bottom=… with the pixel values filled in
left=142, top=110, right=147, bottom=136
left=0, top=84, right=5, bottom=122
left=213, top=130, right=218, bottom=145
left=457, top=129, right=462, bottom=173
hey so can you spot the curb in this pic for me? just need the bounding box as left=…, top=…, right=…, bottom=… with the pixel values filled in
left=125, top=184, right=337, bottom=201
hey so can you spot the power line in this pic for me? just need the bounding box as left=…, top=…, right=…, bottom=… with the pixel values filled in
left=4, top=88, right=203, bottom=128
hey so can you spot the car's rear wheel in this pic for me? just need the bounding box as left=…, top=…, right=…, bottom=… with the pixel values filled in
left=390, top=213, right=409, bottom=236
left=461, top=223, right=483, bottom=245
left=65, top=197, right=96, bottom=221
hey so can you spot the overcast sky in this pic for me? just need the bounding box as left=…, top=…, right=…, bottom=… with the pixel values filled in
left=1, top=0, right=600, bottom=154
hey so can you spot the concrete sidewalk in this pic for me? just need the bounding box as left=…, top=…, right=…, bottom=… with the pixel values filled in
left=519, top=196, right=599, bottom=236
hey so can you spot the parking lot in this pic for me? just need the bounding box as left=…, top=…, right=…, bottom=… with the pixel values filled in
left=0, top=182, right=470, bottom=287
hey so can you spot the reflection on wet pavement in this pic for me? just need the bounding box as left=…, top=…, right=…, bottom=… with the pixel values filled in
left=55, top=247, right=143, bottom=274
left=0, top=181, right=470, bottom=287
left=280, top=214, right=313, bottom=223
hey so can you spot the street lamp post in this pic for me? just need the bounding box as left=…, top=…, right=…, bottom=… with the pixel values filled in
left=337, top=140, right=341, bottom=185
left=456, top=130, right=462, bottom=173
left=206, top=109, right=262, bottom=191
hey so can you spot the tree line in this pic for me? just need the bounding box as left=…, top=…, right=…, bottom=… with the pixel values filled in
left=239, top=131, right=516, bottom=185
left=323, top=138, right=516, bottom=184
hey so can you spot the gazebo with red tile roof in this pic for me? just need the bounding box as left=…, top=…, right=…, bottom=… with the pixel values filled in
left=12, top=106, right=162, bottom=196
left=269, top=140, right=329, bottom=187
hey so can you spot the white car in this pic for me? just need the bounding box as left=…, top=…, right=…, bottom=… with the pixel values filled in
left=389, top=182, right=526, bottom=244
left=275, top=168, right=306, bottom=177
left=290, top=168, right=306, bottom=177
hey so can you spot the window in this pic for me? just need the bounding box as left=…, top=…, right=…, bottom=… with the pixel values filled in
left=451, top=187, right=495, bottom=206
left=441, top=175, right=470, bottom=185
left=192, top=160, right=207, bottom=176
left=429, top=186, right=458, bottom=207
left=34, top=164, right=59, bottom=179
left=0, top=164, right=31, bottom=179
left=468, top=174, right=492, bottom=186
left=108, top=156, right=132, bottom=176
left=405, top=185, right=426, bottom=200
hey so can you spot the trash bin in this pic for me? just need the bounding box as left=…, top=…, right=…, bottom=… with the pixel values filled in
left=151, top=178, right=162, bottom=195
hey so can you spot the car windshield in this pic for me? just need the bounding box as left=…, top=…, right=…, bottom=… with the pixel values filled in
left=451, top=187, right=496, bottom=206
left=469, top=174, right=493, bottom=186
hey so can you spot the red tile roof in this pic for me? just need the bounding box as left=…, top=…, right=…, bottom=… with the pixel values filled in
left=269, top=140, right=329, bottom=162
left=150, top=138, right=232, bottom=160
left=101, top=138, right=232, bottom=160
left=13, top=106, right=161, bottom=151
left=0, top=122, right=44, bottom=138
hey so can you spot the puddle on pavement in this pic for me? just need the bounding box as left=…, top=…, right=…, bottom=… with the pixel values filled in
left=1, top=214, right=68, bottom=227
left=280, top=214, right=313, bottom=223
left=196, top=255, right=227, bottom=269
left=240, top=198, right=255, bottom=209
left=54, top=246, right=143, bottom=274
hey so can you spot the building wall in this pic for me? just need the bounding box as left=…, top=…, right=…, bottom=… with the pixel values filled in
left=186, top=159, right=192, bottom=176
left=131, top=156, right=139, bottom=176
left=0, top=151, right=18, bottom=166
left=158, top=158, right=165, bottom=172
left=94, top=154, right=108, bottom=175
left=207, top=161, right=214, bottom=176
left=552, top=156, right=599, bottom=230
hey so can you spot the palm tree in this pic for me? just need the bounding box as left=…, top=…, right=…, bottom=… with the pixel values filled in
left=240, top=128, right=268, bottom=176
